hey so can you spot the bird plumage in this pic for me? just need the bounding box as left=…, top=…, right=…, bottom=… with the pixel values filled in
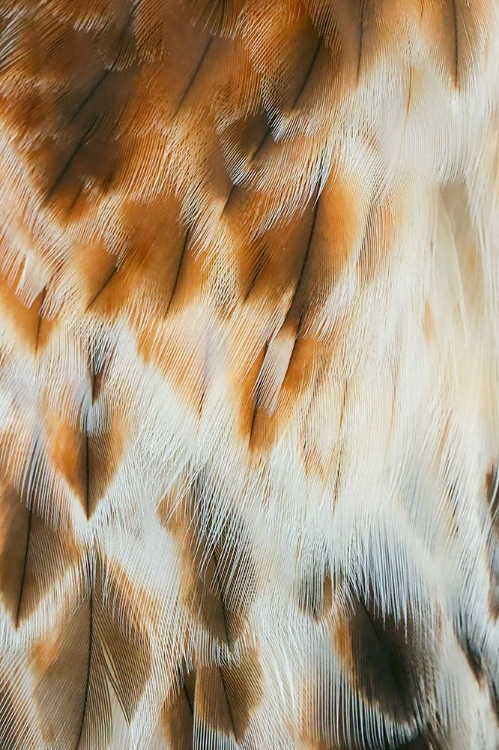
left=0, top=0, right=498, bottom=747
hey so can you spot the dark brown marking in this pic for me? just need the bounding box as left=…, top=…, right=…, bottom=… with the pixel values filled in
left=335, top=591, right=421, bottom=724
left=164, top=230, right=191, bottom=317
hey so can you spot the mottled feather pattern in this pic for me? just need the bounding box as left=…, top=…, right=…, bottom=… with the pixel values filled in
left=0, top=0, right=498, bottom=748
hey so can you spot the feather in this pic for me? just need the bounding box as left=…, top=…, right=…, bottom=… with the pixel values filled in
left=1, top=0, right=499, bottom=747
left=0, top=464, right=79, bottom=627
left=158, top=478, right=257, bottom=648
left=27, top=558, right=152, bottom=749
left=162, top=649, right=262, bottom=747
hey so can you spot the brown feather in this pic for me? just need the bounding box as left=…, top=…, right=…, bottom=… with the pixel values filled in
left=0, top=473, right=79, bottom=627
left=159, top=481, right=257, bottom=647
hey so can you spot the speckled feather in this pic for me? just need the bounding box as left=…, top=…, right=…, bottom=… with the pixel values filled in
left=0, top=1, right=498, bottom=748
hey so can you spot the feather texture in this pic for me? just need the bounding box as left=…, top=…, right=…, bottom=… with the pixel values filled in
left=0, top=0, right=499, bottom=748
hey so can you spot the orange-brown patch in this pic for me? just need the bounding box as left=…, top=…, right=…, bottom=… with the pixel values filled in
left=0, top=274, right=49, bottom=350
left=45, top=411, right=87, bottom=504
left=86, top=411, right=128, bottom=517
left=89, top=196, right=187, bottom=317
left=161, top=679, right=194, bottom=750
left=248, top=332, right=323, bottom=454
left=138, top=316, right=208, bottom=416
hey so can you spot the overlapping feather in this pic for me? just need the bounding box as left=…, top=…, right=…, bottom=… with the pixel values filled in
left=0, top=1, right=498, bottom=748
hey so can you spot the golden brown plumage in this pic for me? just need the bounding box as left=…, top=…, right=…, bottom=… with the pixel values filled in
left=0, top=0, right=498, bottom=747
